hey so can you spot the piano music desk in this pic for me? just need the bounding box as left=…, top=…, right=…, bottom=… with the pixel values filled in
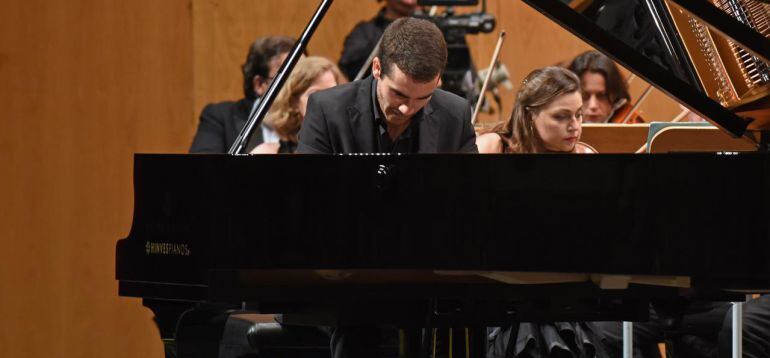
left=648, top=126, right=758, bottom=153
left=581, top=123, right=650, bottom=153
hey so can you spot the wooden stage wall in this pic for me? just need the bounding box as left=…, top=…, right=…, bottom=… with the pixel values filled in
left=0, top=1, right=680, bottom=357
left=0, top=0, right=190, bottom=356
left=193, top=0, right=681, bottom=126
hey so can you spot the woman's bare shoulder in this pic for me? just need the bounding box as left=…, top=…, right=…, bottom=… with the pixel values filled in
left=476, top=133, right=504, bottom=153
left=575, top=141, right=598, bottom=154
left=249, top=142, right=280, bottom=155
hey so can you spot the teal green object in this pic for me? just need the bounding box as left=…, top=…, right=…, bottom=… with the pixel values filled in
left=645, top=122, right=714, bottom=153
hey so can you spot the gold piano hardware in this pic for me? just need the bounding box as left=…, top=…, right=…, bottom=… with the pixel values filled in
left=145, top=241, right=191, bottom=256
left=666, top=0, right=770, bottom=128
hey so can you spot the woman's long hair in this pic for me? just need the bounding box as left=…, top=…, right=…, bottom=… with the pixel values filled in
left=263, top=56, right=346, bottom=143
left=486, top=66, right=581, bottom=153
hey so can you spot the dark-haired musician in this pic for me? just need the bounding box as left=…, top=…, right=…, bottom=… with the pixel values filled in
left=567, top=50, right=645, bottom=124
left=297, top=17, right=477, bottom=155
left=296, top=17, right=476, bottom=358
left=190, top=35, right=294, bottom=153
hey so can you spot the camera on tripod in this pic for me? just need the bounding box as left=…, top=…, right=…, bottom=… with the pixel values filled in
left=416, top=0, right=496, bottom=99
left=418, top=0, right=495, bottom=34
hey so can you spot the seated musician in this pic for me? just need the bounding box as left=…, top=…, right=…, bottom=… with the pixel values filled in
left=190, top=35, right=294, bottom=153
left=477, top=66, right=606, bottom=358
left=297, top=17, right=477, bottom=154
left=567, top=50, right=645, bottom=124
left=476, top=66, right=596, bottom=154
left=250, top=56, right=346, bottom=154
left=295, top=17, right=476, bottom=358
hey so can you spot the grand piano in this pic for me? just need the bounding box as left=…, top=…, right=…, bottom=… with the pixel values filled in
left=116, top=0, right=770, bottom=357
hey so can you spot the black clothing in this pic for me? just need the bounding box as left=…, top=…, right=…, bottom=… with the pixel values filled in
left=277, top=140, right=297, bottom=154
left=488, top=322, right=609, bottom=358
left=338, top=8, right=391, bottom=81
left=189, top=97, right=264, bottom=153
left=297, top=76, right=475, bottom=357
left=719, top=295, right=770, bottom=358
left=375, top=119, right=418, bottom=153
left=590, top=302, right=732, bottom=358
left=371, top=78, right=419, bottom=153
left=296, top=76, right=477, bottom=154
left=330, top=327, right=384, bottom=358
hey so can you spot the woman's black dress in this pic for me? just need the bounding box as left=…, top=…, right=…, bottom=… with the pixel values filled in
left=488, top=322, right=610, bottom=358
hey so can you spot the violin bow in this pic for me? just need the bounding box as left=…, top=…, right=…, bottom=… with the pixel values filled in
left=472, top=30, right=506, bottom=125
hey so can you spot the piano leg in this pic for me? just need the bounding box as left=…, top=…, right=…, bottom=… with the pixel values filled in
left=732, top=301, right=743, bottom=358
left=622, top=321, right=633, bottom=358
left=143, top=299, right=195, bottom=358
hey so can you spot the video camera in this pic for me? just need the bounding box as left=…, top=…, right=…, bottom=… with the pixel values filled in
left=418, top=0, right=495, bottom=34
left=416, top=0, right=496, bottom=99
left=435, top=12, right=495, bottom=34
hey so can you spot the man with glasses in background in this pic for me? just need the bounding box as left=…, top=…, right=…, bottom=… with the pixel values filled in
left=190, top=35, right=294, bottom=153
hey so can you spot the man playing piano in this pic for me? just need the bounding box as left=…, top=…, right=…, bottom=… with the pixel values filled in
left=296, top=17, right=478, bottom=155
left=295, top=16, right=476, bottom=358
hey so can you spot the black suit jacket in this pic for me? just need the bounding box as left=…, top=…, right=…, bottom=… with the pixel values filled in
left=189, top=98, right=264, bottom=153
left=296, top=77, right=478, bottom=154
left=338, top=9, right=390, bottom=81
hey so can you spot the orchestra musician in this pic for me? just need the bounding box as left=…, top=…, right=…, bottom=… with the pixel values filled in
left=476, top=66, right=606, bottom=357
left=338, top=0, right=419, bottom=81
left=476, top=66, right=597, bottom=154
left=567, top=50, right=645, bottom=124
left=250, top=56, right=346, bottom=154
left=190, top=35, right=294, bottom=153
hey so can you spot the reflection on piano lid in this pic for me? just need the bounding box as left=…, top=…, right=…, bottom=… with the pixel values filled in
left=525, top=0, right=770, bottom=147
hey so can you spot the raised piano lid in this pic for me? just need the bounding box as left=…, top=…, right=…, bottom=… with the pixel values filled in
left=522, top=0, right=770, bottom=147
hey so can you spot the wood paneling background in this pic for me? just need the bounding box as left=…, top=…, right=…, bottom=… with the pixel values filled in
left=0, top=1, right=681, bottom=357
left=193, top=0, right=681, bottom=126
left=0, top=0, right=191, bottom=356
left=466, top=0, right=681, bottom=123
left=192, top=0, right=383, bottom=123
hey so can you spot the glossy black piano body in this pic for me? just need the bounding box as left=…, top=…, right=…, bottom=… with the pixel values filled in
left=116, top=0, right=770, bottom=355
left=117, top=153, right=770, bottom=327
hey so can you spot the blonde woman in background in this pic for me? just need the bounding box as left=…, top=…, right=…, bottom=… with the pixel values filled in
left=251, top=56, right=346, bottom=154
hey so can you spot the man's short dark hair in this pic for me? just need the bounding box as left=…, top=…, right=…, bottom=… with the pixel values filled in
left=379, top=17, right=447, bottom=83
left=241, top=36, right=295, bottom=99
